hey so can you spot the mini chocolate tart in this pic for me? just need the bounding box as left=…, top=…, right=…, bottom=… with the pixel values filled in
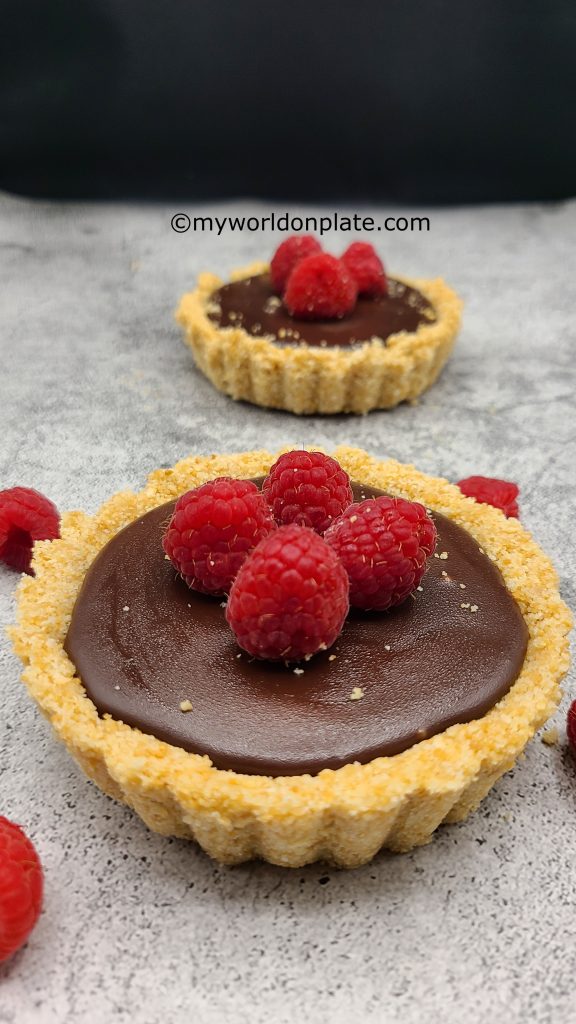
left=64, top=483, right=528, bottom=777
left=176, top=262, right=462, bottom=414
left=11, top=448, right=571, bottom=868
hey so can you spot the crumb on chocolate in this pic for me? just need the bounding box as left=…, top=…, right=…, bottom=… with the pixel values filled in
left=179, top=699, right=193, bottom=713
left=122, top=605, right=130, bottom=612
left=439, top=551, right=448, bottom=560
left=328, top=654, right=337, bottom=662
left=349, top=687, right=364, bottom=701
left=294, top=667, right=304, bottom=676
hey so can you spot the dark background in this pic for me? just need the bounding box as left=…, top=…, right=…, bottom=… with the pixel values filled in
left=1, top=0, right=575, bottom=204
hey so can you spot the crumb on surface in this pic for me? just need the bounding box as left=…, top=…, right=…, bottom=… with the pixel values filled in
left=179, top=699, right=193, bottom=713
left=122, top=605, right=130, bottom=612
left=439, top=551, right=448, bottom=560
left=541, top=726, right=559, bottom=746
left=294, top=667, right=304, bottom=676
left=328, top=654, right=337, bottom=662
left=349, top=687, right=364, bottom=701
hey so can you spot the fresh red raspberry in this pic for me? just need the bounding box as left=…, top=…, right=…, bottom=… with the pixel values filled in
left=163, top=477, right=277, bottom=595
left=270, top=235, right=322, bottom=294
left=341, top=242, right=388, bottom=297
left=568, top=701, right=576, bottom=756
left=284, top=253, right=357, bottom=320
left=226, top=524, right=349, bottom=661
left=0, top=817, right=43, bottom=963
left=324, top=496, right=437, bottom=611
left=0, top=487, right=60, bottom=575
left=457, top=476, right=519, bottom=518
left=262, top=451, right=353, bottom=535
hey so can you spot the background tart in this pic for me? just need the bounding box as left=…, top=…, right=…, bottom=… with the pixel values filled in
left=176, top=263, right=463, bottom=415
left=10, top=447, right=571, bottom=868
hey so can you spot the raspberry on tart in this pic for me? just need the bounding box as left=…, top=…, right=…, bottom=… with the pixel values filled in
left=457, top=476, right=520, bottom=518
left=0, top=487, right=60, bottom=575
left=162, top=477, right=276, bottom=595
left=324, top=495, right=437, bottom=611
left=284, top=253, right=357, bottom=320
left=262, top=450, right=353, bottom=534
left=270, top=234, right=322, bottom=294
left=226, top=523, right=349, bottom=661
left=0, top=817, right=43, bottom=963
left=341, top=242, right=388, bottom=297
left=177, top=240, right=463, bottom=414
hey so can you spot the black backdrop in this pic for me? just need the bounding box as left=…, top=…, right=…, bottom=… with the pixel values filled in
left=1, top=0, right=575, bottom=203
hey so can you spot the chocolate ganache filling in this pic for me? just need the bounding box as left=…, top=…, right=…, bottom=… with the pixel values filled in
left=207, top=274, right=435, bottom=347
left=65, top=482, right=528, bottom=777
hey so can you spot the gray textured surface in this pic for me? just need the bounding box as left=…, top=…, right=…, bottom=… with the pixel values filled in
left=0, top=192, right=575, bottom=1023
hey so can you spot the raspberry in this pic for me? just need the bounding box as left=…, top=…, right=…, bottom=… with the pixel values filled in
left=163, top=477, right=277, bottom=595
left=457, top=476, right=519, bottom=518
left=0, top=817, right=43, bottom=963
left=263, top=451, right=353, bottom=535
left=568, top=701, right=576, bottom=756
left=284, top=253, right=357, bottom=320
left=226, top=524, right=349, bottom=661
left=270, top=235, right=322, bottom=294
left=341, top=242, right=388, bottom=297
left=324, top=496, right=437, bottom=611
left=0, top=487, right=60, bottom=575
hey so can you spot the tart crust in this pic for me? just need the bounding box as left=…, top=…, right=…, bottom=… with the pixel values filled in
left=176, top=263, right=463, bottom=414
left=10, top=448, right=571, bottom=868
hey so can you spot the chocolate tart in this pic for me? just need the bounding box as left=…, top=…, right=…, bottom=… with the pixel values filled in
left=176, top=262, right=462, bottom=414
left=11, top=448, right=571, bottom=868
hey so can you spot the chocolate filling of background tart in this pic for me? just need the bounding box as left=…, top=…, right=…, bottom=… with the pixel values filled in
left=65, top=482, right=528, bottom=777
left=207, top=274, right=435, bottom=347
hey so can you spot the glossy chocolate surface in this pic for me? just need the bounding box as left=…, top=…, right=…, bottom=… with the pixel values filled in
left=208, top=274, right=435, bottom=346
left=65, top=483, right=528, bottom=776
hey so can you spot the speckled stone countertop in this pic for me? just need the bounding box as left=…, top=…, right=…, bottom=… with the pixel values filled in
left=1, top=193, right=575, bottom=1024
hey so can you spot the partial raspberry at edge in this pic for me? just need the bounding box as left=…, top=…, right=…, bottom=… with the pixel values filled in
left=0, top=487, right=60, bottom=575
left=263, top=450, right=353, bottom=535
left=270, top=235, right=322, bottom=294
left=0, top=817, right=44, bottom=963
left=324, top=495, right=437, bottom=611
left=284, top=253, right=357, bottom=320
left=567, top=701, right=576, bottom=756
left=226, top=523, right=349, bottom=661
left=163, top=477, right=277, bottom=595
left=457, top=476, right=520, bottom=518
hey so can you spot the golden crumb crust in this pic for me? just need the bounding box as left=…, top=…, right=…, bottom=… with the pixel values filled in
left=10, top=448, right=571, bottom=868
left=176, top=263, right=463, bottom=414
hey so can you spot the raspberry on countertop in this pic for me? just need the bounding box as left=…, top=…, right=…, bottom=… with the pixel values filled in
left=0, top=486, right=60, bottom=575
left=0, top=817, right=43, bottom=963
left=457, top=476, right=519, bottom=518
